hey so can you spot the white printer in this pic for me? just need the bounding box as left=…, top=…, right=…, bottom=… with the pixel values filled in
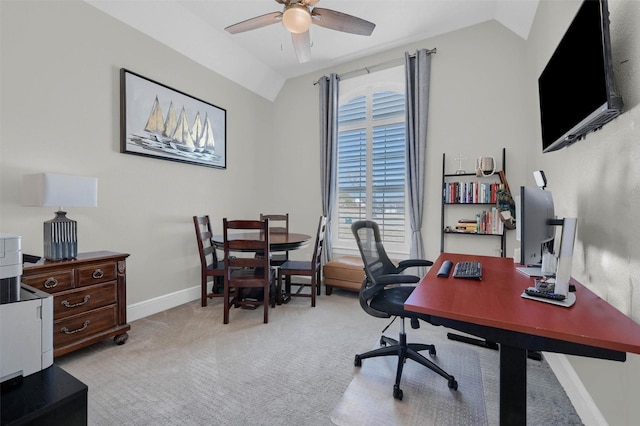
left=0, top=234, right=54, bottom=384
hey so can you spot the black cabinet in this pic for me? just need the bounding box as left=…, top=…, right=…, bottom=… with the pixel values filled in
left=1, top=364, right=87, bottom=426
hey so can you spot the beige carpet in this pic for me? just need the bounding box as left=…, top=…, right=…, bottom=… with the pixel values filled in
left=55, top=290, right=582, bottom=425
left=330, top=342, right=487, bottom=426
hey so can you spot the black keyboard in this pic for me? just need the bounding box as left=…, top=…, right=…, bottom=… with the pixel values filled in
left=453, top=261, right=482, bottom=279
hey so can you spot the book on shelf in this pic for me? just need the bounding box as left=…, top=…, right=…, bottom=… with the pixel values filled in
left=455, top=219, right=478, bottom=233
left=447, top=209, right=504, bottom=235
left=443, top=181, right=504, bottom=204
left=476, top=208, right=504, bottom=235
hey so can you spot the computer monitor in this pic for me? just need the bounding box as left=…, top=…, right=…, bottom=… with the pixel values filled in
left=516, top=186, right=557, bottom=270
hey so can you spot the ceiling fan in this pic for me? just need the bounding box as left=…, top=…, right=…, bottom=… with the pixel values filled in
left=224, top=0, right=376, bottom=63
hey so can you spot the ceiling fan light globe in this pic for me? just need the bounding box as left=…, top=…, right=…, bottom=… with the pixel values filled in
left=282, top=4, right=311, bottom=33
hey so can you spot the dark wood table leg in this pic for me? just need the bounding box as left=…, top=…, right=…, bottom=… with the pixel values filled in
left=500, top=344, right=527, bottom=426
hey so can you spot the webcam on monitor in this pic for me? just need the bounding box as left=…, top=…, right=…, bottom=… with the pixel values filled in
left=534, top=170, right=547, bottom=189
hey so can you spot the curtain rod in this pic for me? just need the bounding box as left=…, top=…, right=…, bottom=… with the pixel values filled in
left=313, top=47, right=436, bottom=85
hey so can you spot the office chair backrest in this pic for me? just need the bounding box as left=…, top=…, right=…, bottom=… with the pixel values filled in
left=352, top=220, right=433, bottom=320
left=351, top=220, right=399, bottom=280
left=351, top=220, right=400, bottom=318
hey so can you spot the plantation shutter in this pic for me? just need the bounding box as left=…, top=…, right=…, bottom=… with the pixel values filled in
left=337, top=91, right=406, bottom=243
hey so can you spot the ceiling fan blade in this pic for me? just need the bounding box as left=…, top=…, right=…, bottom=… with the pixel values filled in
left=311, top=8, right=375, bottom=36
left=225, top=12, right=282, bottom=34
left=291, top=31, right=311, bottom=63
left=305, top=0, right=320, bottom=6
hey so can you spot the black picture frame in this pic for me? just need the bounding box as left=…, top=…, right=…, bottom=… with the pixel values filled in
left=120, top=68, right=226, bottom=169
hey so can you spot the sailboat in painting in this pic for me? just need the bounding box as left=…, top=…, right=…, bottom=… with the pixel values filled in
left=128, top=95, right=221, bottom=163
left=163, top=102, right=178, bottom=140
left=144, top=96, right=165, bottom=135
left=191, top=112, right=204, bottom=152
left=196, top=114, right=216, bottom=154
left=171, top=107, right=196, bottom=152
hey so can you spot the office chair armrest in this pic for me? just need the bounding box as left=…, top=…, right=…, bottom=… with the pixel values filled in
left=360, top=293, right=390, bottom=318
left=396, top=259, right=433, bottom=273
left=376, top=274, right=420, bottom=286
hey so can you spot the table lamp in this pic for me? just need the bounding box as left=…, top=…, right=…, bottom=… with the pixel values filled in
left=22, top=173, right=98, bottom=261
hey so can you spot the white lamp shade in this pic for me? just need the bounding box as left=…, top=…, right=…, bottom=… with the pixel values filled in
left=282, top=4, right=311, bottom=33
left=22, top=173, right=98, bottom=208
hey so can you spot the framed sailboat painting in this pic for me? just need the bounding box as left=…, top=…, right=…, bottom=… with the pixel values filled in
left=120, top=68, right=226, bottom=169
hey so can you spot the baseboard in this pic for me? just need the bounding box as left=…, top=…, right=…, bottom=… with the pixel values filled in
left=126, top=277, right=317, bottom=322
left=127, top=286, right=200, bottom=322
left=543, top=352, right=608, bottom=426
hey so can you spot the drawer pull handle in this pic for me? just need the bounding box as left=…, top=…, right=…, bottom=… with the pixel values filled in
left=61, top=295, right=91, bottom=308
left=92, top=269, right=104, bottom=279
left=60, top=320, right=90, bottom=335
left=44, top=277, right=58, bottom=288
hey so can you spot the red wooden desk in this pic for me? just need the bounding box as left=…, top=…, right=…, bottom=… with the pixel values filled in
left=405, top=253, right=640, bottom=425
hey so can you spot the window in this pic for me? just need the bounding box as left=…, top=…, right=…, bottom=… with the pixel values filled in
left=333, top=67, right=408, bottom=254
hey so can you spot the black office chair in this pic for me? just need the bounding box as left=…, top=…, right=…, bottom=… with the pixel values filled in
left=351, top=220, right=457, bottom=400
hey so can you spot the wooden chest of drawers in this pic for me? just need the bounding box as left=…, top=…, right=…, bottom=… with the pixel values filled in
left=22, top=251, right=130, bottom=357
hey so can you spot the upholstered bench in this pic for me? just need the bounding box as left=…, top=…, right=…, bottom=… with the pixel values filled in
left=323, top=256, right=365, bottom=295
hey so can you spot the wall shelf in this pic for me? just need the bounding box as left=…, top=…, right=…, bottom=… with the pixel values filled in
left=440, top=148, right=507, bottom=257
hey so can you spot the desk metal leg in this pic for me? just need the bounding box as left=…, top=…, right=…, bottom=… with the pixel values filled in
left=447, top=332, right=499, bottom=350
left=500, top=344, right=527, bottom=426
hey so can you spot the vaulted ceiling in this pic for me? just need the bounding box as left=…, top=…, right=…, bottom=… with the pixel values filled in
left=85, top=0, right=539, bottom=101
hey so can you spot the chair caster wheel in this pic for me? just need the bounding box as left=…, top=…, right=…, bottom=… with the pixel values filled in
left=354, top=355, right=362, bottom=367
left=393, top=385, right=403, bottom=400
left=448, top=378, right=458, bottom=390
left=429, top=347, right=436, bottom=356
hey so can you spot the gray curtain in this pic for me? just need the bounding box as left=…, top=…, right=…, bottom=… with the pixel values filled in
left=319, top=74, right=339, bottom=262
left=405, top=49, right=433, bottom=270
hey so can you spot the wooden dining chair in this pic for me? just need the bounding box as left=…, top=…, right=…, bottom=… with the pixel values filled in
left=277, top=215, right=327, bottom=307
left=223, top=218, right=276, bottom=324
left=193, top=215, right=225, bottom=307
left=260, top=213, right=289, bottom=267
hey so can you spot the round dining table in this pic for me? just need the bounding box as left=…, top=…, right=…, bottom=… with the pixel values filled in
left=212, top=232, right=312, bottom=252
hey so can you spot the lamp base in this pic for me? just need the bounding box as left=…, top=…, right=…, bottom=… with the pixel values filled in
left=43, top=211, right=78, bottom=261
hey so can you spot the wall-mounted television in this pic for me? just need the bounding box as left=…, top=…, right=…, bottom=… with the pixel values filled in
left=538, top=0, right=623, bottom=153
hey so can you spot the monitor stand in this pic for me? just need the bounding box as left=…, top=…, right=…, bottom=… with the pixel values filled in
left=521, top=291, right=577, bottom=307
left=516, top=266, right=544, bottom=277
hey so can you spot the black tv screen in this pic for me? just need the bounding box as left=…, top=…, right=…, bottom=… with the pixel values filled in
left=538, top=0, right=623, bottom=153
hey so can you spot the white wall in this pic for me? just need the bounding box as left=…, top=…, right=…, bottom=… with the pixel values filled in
left=0, top=0, right=276, bottom=306
left=274, top=20, right=532, bottom=262
left=525, top=1, right=640, bottom=424
left=0, top=1, right=532, bottom=306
